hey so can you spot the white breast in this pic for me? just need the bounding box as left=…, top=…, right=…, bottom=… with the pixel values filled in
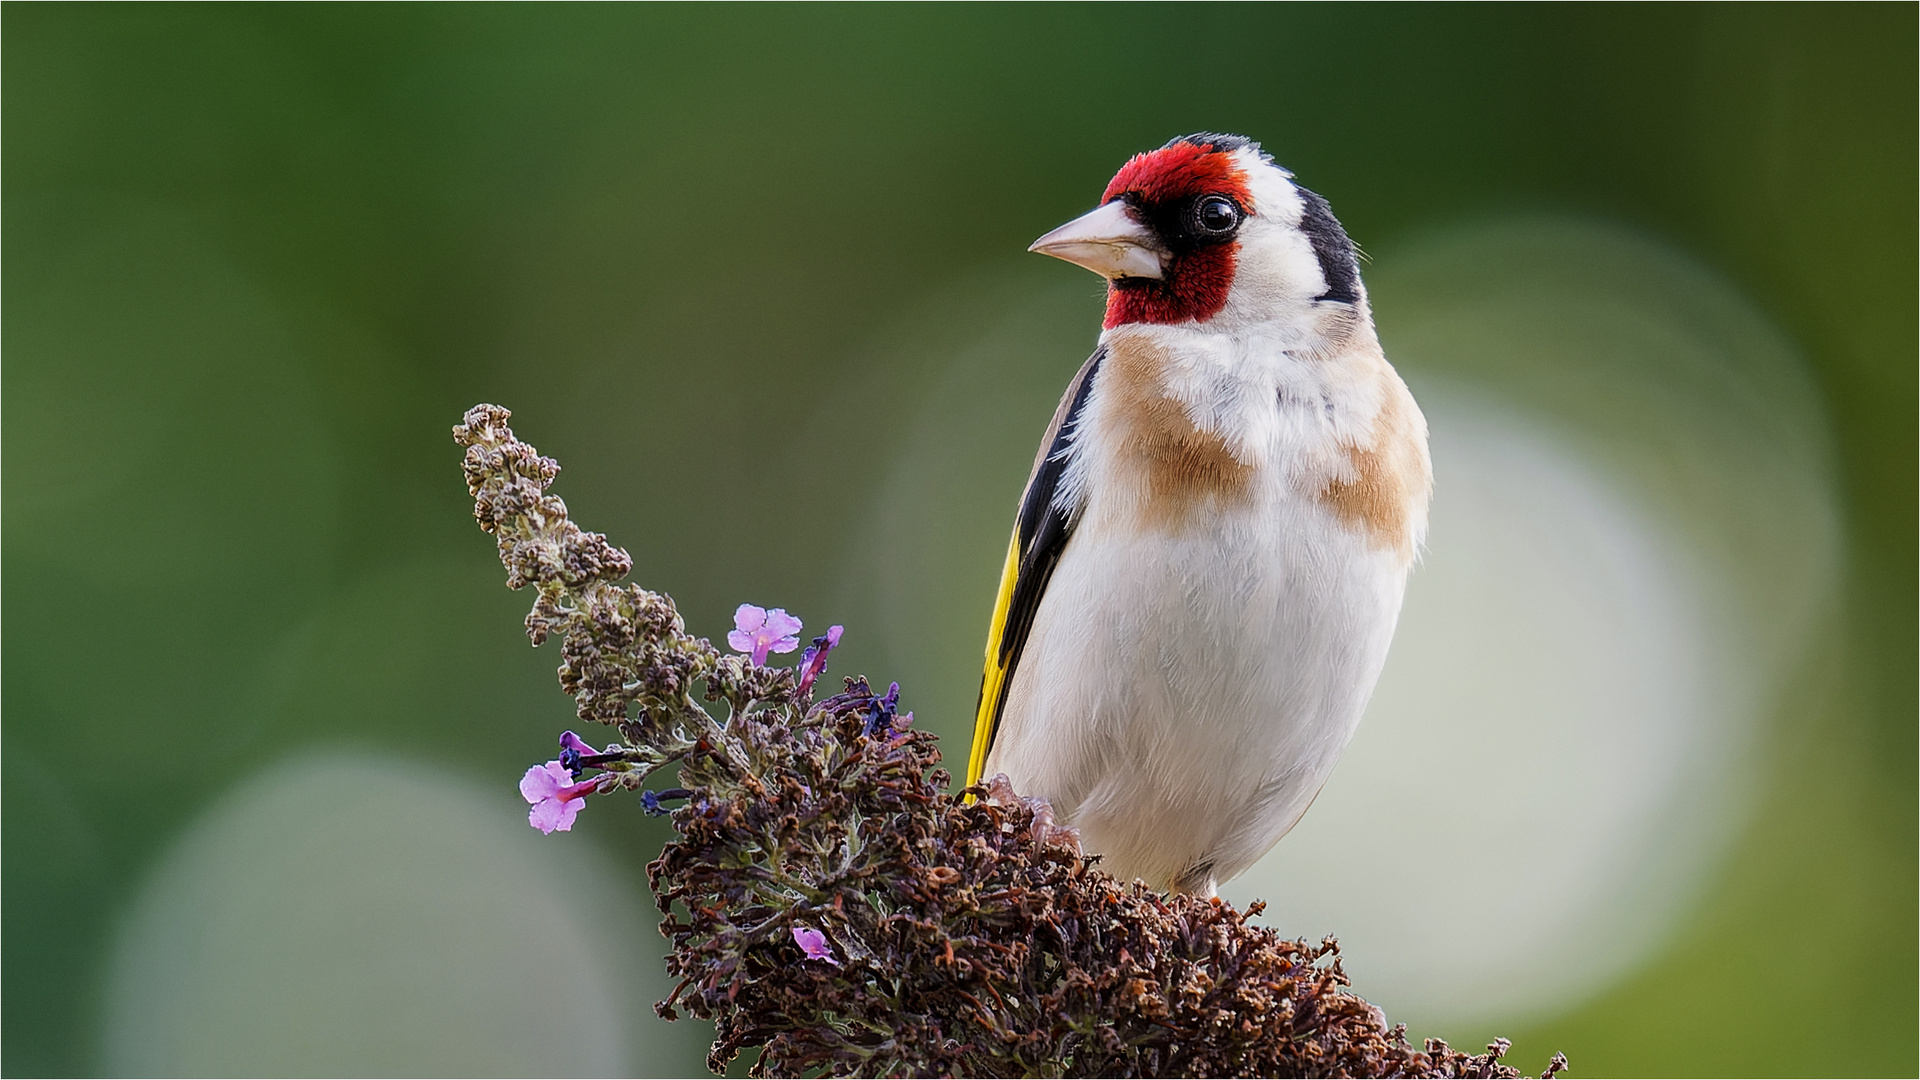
left=985, top=321, right=1429, bottom=895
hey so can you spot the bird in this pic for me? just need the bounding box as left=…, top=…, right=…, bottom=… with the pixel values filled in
left=966, top=133, right=1431, bottom=898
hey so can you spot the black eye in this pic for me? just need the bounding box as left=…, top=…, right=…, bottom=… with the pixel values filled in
left=1193, top=196, right=1242, bottom=235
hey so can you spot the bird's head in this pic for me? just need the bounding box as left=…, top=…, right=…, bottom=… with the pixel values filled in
left=1030, top=133, right=1362, bottom=333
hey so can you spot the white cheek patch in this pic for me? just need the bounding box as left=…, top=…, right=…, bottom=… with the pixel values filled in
left=1236, top=220, right=1329, bottom=302
left=1213, top=154, right=1336, bottom=331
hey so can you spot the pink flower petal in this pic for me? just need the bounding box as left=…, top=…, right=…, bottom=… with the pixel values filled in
left=762, top=608, right=803, bottom=640
left=519, top=762, right=566, bottom=804
left=528, top=796, right=581, bottom=834
left=792, top=925, right=839, bottom=965
left=733, top=604, right=766, bottom=634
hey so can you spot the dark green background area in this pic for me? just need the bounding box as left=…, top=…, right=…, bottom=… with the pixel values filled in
left=4, top=5, right=1912, bottom=1076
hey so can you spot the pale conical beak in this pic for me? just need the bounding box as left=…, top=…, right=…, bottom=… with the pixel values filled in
left=1028, top=200, right=1165, bottom=280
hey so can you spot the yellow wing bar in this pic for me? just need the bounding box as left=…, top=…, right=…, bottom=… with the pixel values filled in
left=966, top=530, right=1023, bottom=787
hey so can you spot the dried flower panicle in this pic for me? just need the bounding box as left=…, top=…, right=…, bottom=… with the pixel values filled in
left=454, top=404, right=1567, bottom=1079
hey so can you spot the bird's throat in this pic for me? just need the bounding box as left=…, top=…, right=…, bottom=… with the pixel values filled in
left=1104, top=244, right=1239, bottom=328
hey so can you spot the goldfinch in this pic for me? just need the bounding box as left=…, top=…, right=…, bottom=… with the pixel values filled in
left=967, top=134, right=1431, bottom=897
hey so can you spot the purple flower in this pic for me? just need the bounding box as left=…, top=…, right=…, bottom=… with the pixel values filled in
left=558, top=730, right=597, bottom=777
left=795, top=625, right=845, bottom=697
left=727, top=604, right=804, bottom=666
left=641, top=787, right=693, bottom=816
left=792, top=925, right=839, bottom=965
left=519, top=760, right=599, bottom=834
left=865, top=681, right=901, bottom=736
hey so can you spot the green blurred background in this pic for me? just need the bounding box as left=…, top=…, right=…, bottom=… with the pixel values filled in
left=4, top=5, right=1913, bottom=1077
